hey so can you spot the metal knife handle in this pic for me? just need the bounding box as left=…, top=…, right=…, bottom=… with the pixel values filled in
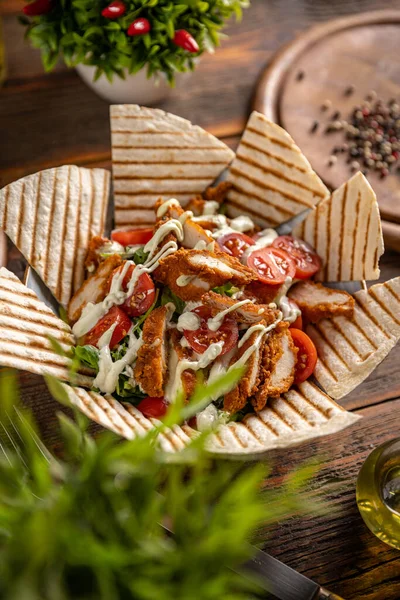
left=319, top=588, right=345, bottom=600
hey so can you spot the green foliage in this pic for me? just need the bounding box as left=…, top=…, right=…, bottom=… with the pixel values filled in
left=0, top=369, right=328, bottom=600
left=74, top=343, right=100, bottom=369
left=160, top=286, right=185, bottom=316
left=132, top=247, right=150, bottom=265
left=20, top=0, right=250, bottom=83
left=212, top=282, right=240, bottom=297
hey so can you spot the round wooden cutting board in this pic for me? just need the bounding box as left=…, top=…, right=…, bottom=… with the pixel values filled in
left=254, top=10, right=400, bottom=251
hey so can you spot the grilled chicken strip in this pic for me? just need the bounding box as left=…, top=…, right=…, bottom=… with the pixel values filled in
left=164, top=329, right=197, bottom=402
left=223, top=330, right=264, bottom=413
left=244, top=281, right=281, bottom=305
left=156, top=198, right=214, bottom=249
left=134, top=305, right=172, bottom=397
left=201, top=291, right=280, bottom=326
left=153, top=248, right=256, bottom=302
left=252, top=325, right=297, bottom=411
left=68, top=255, right=122, bottom=324
left=288, top=280, right=355, bottom=323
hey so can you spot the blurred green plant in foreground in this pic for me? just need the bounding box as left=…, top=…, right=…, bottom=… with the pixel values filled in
left=0, top=370, right=326, bottom=600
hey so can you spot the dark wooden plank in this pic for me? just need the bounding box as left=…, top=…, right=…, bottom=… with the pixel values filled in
left=262, top=398, right=400, bottom=600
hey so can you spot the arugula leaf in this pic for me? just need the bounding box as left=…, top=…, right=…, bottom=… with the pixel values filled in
left=73, top=345, right=99, bottom=371
left=132, top=247, right=150, bottom=265
left=212, top=283, right=240, bottom=297
left=115, top=374, right=146, bottom=401
left=160, top=287, right=185, bottom=316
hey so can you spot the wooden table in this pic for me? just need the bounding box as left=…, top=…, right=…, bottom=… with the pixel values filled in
left=1, top=1, right=399, bottom=598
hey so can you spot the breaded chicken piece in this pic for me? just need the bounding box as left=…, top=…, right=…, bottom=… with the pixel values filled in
left=165, top=329, right=197, bottom=402
left=288, top=280, right=355, bottom=323
left=201, top=291, right=280, bottom=326
left=134, top=305, right=171, bottom=397
left=68, top=255, right=122, bottom=324
left=155, top=198, right=214, bottom=249
left=223, top=330, right=264, bottom=413
left=85, top=236, right=110, bottom=272
left=252, top=325, right=297, bottom=411
left=203, top=181, right=233, bottom=204
left=244, top=281, right=281, bottom=305
left=153, top=248, right=256, bottom=302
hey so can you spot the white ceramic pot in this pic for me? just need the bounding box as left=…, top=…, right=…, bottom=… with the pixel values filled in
left=75, top=64, right=172, bottom=105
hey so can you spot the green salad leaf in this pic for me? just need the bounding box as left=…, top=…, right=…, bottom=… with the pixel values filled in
left=132, top=247, right=150, bottom=265
left=160, top=287, right=185, bottom=317
left=212, top=283, right=241, bottom=297
left=73, top=344, right=99, bottom=371
left=115, top=374, right=146, bottom=401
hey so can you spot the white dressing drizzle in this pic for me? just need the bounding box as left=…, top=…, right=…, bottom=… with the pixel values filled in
left=93, top=328, right=143, bottom=394
left=97, top=322, right=118, bottom=349
left=165, top=341, right=224, bottom=403
left=207, top=299, right=251, bottom=332
left=176, top=312, right=201, bottom=332
left=202, top=201, right=219, bottom=215
left=176, top=274, right=196, bottom=287
left=194, top=239, right=215, bottom=252
left=156, top=198, right=181, bottom=218
left=241, top=228, right=278, bottom=264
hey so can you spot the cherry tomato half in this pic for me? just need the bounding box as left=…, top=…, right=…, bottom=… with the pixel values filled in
left=272, top=235, right=322, bottom=280
left=111, top=227, right=153, bottom=246
left=137, top=397, right=168, bottom=419
left=290, top=328, right=317, bottom=384
left=217, top=232, right=255, bottom=259
left=288, top=300, right=303, bottom=330
left=183, top=306, right=239, bottom=356
left=83, top=306, right=131, bottom=350
left=109, top=264, right=156, bottom=318
left=247, top=246, right=296, bottom=285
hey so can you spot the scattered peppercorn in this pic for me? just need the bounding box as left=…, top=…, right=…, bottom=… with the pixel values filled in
left=296, top=70, right=305, bottom=81
left=310, top=120, right=319, bottom=133
left=321, top=99, right=332, bottom=111
left=344, top=85, right=355, bottom=96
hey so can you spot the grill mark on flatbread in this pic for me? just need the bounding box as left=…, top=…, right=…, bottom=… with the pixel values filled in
left=329, top=319, right=373, bottom=361
left=71, top=167, right=83, bottom=295
left=294, top=384, right=333, bottom=419
left=230, top=166, right=314, bottom=208
left=351, top=190, right=361, bottom=280
left=0, top=307, right=69, bottom=332
left=325, top=189, right=333, bottom=281
left=352, top=311, right=378, bottom=350
left=368, top=288, right=400, bottom=326
left=313, top=322, right=350, bottom=368
left=43, top=169, right=58, bottom=282
left=277, top=397, right=311, bottom=424
left=268, top=405, right=295, bottom=429
left=240, top=140, right=307, bottom=173
left=0, top=346, right=69, bottom=368
left=361, top=206, right=372, bottom=280
left=384, top=281, right=400, bottom=302
left=113, top=160, right=229, bottom=166
left=253, top=415, right=279, bottom=437
left=246, top=125, right=292, bottom=150
left=240, top=422, right=264, bottom=444
left=30, top=170, right=42, bottom=263
left=228, top=183, right=295, bottom=218
left=226, top=427, right=246, bottom=448
left=225, top=199, right=280, bottom=226
left=338, top=182, right=348, bottom=281
left=314, top=353, right=339, bottom=381
left=1, top=185, right=10, bottom=229
left=235, top=153, right=324, bottom=197
left=0, top=333, right=71, bottom=354
left=100, top=170, right=109, bottom=235
left=56, top=166, right=71, bottom=302
left=0, top=321, right=73, bottom=343
left=0, top=282, right=36, bottom=299
left=353, top=295, right=391, bottom=339
left=15, top=181, right=25, bottom=250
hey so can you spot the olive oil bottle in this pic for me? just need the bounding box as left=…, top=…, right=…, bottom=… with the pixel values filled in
left=356, top=438, right=400, bottom=549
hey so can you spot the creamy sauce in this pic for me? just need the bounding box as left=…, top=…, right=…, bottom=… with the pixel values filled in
left=93, top=328, right=143, bottom=394
left=156, top=198, right=181, bottom=218
left=196, top=404, right=219, bottom=432
left=280, top=296, right=301, bottom=323
left=165, top=341, right=224, bottom=403
left=208, top=215, right=255, bottom=240
left=176, top=312, right=201, bottom=332
left=194, top=239, right=215, bottom=252
left=202, top=201, right=219, bottom=215
left=176, top=274, right=196, bottom=287
left=207, top=299, right=251, bottom=332
left=241, top=228, right=278, bottom=264
left=97, top=322, right=118, bottom=349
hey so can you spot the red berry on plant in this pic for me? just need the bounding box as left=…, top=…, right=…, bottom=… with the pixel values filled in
left=173, top=29, right=199, bottom=53
left=127, top=18, right=151, bottom=36
left=23, top=0, right=53, bottom=16
left=101, top=1, right=126, bottom=19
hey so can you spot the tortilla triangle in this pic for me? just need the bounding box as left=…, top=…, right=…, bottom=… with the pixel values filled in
left=225, top=111, right=329, bottom=227
left=0, top=166, right=110, bottom=306
left=307, top=277, right=400, bottom=399
left=293, top=171, right=384, bottom=282
left=110, top=104, right=235, bottom=227
left=0, top=267, right=92, bottom=386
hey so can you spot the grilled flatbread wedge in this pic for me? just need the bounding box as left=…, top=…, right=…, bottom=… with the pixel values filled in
left=0, top=267, right=92, bottom=386
left=225, top=111, right=329, bottom=227
left=293, top=171, right=384, bottom=282
left=110, top=105, right=235, bottom=227
left=307, top=277, right=400, bottom=399
left=0, top=166, right=110, bottom=307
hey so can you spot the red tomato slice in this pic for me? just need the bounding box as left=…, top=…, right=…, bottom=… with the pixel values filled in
left=290, top=328, right=317, bottom=384
left=109, top=264, right=156, bottom=318
left=137, top=397, right=167, bottom=419
left=111, top=227, right=153, bottom=246
left=183, top=306, right=239, bottom=356
left=247, top=247, right=296, bottom=285
left=288, top=299, right=303, bottom=330
left=272, top=235, right=322, bottom=279
left=83, top=306, right=131, bottom=350
left=217, top=232, right=255, bottom=259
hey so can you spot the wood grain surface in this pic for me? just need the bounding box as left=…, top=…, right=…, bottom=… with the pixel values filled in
left=1, top=1, right=400, bottom=599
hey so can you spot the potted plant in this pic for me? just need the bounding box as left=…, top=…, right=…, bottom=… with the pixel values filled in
left=19, top=0, right=250, bottom=104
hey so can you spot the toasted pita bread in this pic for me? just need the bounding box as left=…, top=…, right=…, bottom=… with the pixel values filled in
left=293, top=172, right=384, bottom=282
left=0, top=267, right=92, bottom=386
left=307, top=277, right=400, bottom=399
left=58, top=378, right=359, bottom=454
left=225, top=111, right=329, bottom=227
left=110, top=105, right=235, bottom=226
left=0, top=166, right=110, bottom=307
